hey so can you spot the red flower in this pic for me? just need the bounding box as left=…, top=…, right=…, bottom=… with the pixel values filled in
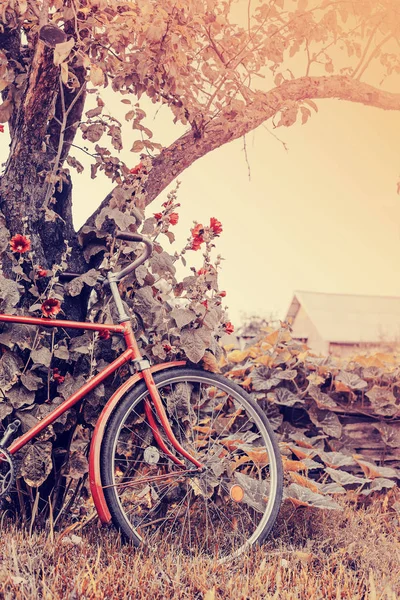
left=163, top=343, right=172, bottom=352
left=219, top=290, right=227, bottom=297
left=41, top=298, right=61, bottom=317
left=168, top=212, right=179, bottom=226
left=98, top=329, right=110, bottom=340
left=36, top=267, right=47, bottom=278
left=191, top=237, right=203, bottom=251
left=10, top=234, right=31, bottom=253
left=153, top=212, right=163, bottom=221
left=129, top=162, right=144, bottom=175
left=201, top=300, right=208, bottom=309
left=210, top=217, right=223, bottom=235
left=191, top=223, right=205, bottom=250
left=191, top=223, right=204, bottom=239
left=0, top=125, right=4, bottom=133
left=197, top=268, right=207, bottom=275
left=52, top=368, right=65, bottom=384
left=224, top=322, right=234, bottom=335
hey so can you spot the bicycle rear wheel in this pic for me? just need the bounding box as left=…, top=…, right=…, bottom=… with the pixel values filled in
left=101, top=368, right=283, bottom=562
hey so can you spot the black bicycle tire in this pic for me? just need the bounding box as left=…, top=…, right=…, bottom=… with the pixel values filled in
left=100, top=367, right=283, bottom=560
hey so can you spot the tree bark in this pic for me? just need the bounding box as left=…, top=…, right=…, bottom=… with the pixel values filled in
left=0, top=38, right=86, bottom=274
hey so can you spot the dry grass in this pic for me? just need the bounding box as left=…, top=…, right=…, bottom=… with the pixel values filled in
left=0, top=492, right=399, bottom=600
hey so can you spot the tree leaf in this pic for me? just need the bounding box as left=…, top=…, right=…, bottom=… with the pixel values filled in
left=227, top=350, right=249, bottom=364
left=0, top=400, right=13, bottom=421
left=39, top=23, right=67, bottom=47
left=0, top=99, right=13, bottom=123
left=203, top=309, right=221, bottom=331
left=84, top=123, right=104, bottom=143
left=309, top=405, right=342, bottom=439
left=289, top=472, right=320, bottom=493
left=65, top=269, right=98, bottom=296
left=288, top=444, right=318, bottom=461
left=273, top=369, right=297, bottom=381
left=251, top=366, right=281, bottom=392
left=286, top=483, right=342, bottom=510
left=336, top=371, right=367, bottom=390
left=164, top=381, right=196, bottom=423
left=86, top=106, right=103, bottom=119
left=21, top=441, right=53, bottom=487
left=282, top=457, right=307, bottom=472
left=83, top=243, right=106, bottom=263
left=318, top=451, right=356, bottom=469
left=90, top=64, right=105, bottom=86
left=234, top=472, right=268, bottom=512
left=271, top=388, right=301, bottom=407
left=134, top=286, right=162, bottom=327
left=63, top=451, right=89, bottom=479
left=150, top=251, right=176, bottom=277
left=0, top=351, right=22, bottom=393
left=170, top=307, right=196, bottom=329
left=83, top=386, right=105, bottom=426
left=53, top=38, right=75, bottom=66
left=54, top=342, right=70, bottom=361
left=131, top=140, right=145, bottom=152
left=95, top=206, right=137, bottom=230
left=374, top=423, right=400, bottom=448
left=180, top=327, right=211, bottom=363
left=58, top=374, right=87, bottom=400
left=325, top=467, right=370, bottom=486
left=202, top=351, right=220, bottom=373
left=21, top=371, right=43, bottom=392
left=31, top=347, right=52, bottom=367
left=361, top=478, right=396, bottom=495
left=7, top=385, right=35, bottom=409
left=318, top=482, right=346, bottom=495
left=69, top=333, right=92, bottom=355
left=0, top=277, right=21, bottom=311
left=366, top=386, right=399, bottom=416
left=108, top=124, right=123, bottom=151
left=353, top=457, right=398, bottom=480
left=0, top=323, right=36, bottom=351
left=308, top=385, right=338, bottom=409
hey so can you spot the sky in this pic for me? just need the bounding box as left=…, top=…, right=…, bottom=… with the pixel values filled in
left=2, top=94, right=400, bottom=326
left=66, top=93, right=400, bottom=326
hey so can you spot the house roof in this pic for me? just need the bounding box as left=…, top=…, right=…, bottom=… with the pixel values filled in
left=285, top=291, right=400, bottom=344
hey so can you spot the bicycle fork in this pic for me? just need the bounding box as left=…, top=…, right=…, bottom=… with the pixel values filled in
left=141, top=369, right=204, bottom=470
left=120, top=319, right=204, bottom=471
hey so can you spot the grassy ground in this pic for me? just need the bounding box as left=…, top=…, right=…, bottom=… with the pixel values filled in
left=0, top=491, right=399, bottom=600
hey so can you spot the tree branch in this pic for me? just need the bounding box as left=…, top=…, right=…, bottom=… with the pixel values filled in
left=83, top=75, right=400, bottom=229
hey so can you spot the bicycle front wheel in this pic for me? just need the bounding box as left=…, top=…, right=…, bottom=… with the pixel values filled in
left=101, top=368, right=283, bottom=561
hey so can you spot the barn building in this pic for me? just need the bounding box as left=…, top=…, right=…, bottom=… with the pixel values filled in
left=285, top=291, right=400, bottom=356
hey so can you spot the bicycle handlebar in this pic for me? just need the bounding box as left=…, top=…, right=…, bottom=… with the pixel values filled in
left=112, top=231, right=153, bottom=282
left=59, top=232, right=153, bottom=284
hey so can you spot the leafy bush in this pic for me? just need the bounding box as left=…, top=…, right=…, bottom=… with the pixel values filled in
left=222, top=322, right=400, bottom=509
left=0, top=183, right=232, bottom=517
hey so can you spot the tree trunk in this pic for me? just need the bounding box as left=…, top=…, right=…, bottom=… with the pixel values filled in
left=0, top=33, right=87, bottom=274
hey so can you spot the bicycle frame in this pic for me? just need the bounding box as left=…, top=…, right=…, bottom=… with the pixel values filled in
left=0, top=312, right=202, bottom=523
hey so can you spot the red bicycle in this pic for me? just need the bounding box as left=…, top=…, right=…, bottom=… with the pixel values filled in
left=0, top=232, right=283, bottom=562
